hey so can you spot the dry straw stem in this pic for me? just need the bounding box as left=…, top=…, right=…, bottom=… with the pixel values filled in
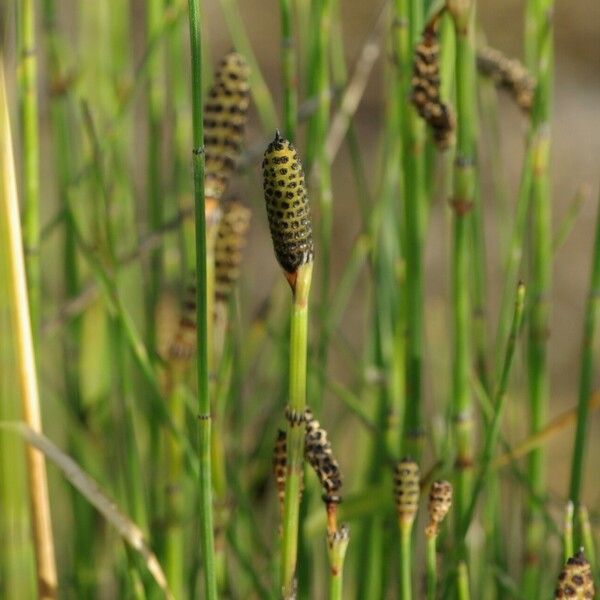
left=554, top=549, right=595, bottom=599
left=0, top=422, right=173, bottom=600
left=0, top=60, right=58, bottom=599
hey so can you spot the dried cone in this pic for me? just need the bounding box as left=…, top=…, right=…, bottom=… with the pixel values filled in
left=204, top=52, right=251, bottom=207
left=214, top=199, right=252, bottom=304
left=304, top=408, right=342, bottom=532
left=555, top=549, right=595, bottom=599
left=272, top=429, right=287, bottom=514
left=426, top=480, right=453, bottom=537
left=410, top=23, right=455, bottom=149
left=393, top=458, right=420, bottom=527
left=476, top=46, right=535, bottom=113
left=262, top=131, right=314, bottom=276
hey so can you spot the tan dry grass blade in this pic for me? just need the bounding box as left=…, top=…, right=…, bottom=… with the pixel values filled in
left=0, top=422, right=174, bottom=600
left=0, top=58, right=58, bottom=599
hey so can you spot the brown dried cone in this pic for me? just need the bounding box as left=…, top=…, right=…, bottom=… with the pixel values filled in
left=204, top=52, right=251, bottom=213
left=273, top=429, right=287, bottom=515
left=476, top=46, right=535, bottom=113
left=393, top=458, right=420, bottom=526
left=168, top=277, right=199, bottom=362
left=304, top=408, right=343, bottom=534
left=425, top=480, right=453, bottom=537
left=214, top=199, right=252, bottom=304
left=555, top=549, right=595, bottom=599
left=262, top=131, right=314, bottom=287
left=410, top=22, right=456, bottom=149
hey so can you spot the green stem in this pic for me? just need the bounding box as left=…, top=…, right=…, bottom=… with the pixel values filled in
left=563, top=501, right=574, bottom=562
left=457, top=561, right=471, bottom=600
left=17, top=0, right=41, bottom=334
left=399, top=523, right=413, bottom=600
left=568, top=192, right=600, bottom=510
left=394, top=0, right=426, bottom=457
left=449, top=0, right=477, bottom=547
left=280, top=261, right=313, bottom=599
left=327, top=527, right=349, bottom=600
left=460, top=283, right=525, bottom=537
left=147, top=0, right=165, bottom=354
left=524, top=1, right=553, bottom=589
left=577, top=505, right=599, bottom=587
left=186, top=1, right=218, bottom=598
left=279, top=0, right=297, bottom=140
left=426, top=534, right=437, bottom=600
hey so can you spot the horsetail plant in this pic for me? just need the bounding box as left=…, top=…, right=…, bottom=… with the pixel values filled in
left=425, top=480, right=453, bottom=600
left=186, top=1, right=218, bottom=597
left=303, top=407, right=348, bottom=600
left=524, top=0, right=554, bottom=590
left=393, top=458, right=420, bottom=599
left=262, top=130, right=314, bottom=598
left=446, top=0, right=477, bottom=560
left=554, top=549, right=595, bottom=599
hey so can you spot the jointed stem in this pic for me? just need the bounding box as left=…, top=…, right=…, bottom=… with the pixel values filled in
left=280, top=262, right=313, bottom=598
left=186, top=1, right=218, bottom=598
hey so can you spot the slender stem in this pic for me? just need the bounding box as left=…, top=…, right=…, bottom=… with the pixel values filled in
left=568, top=192, right=600, bottom=509
left=460, top=283, right=525, bottom=537
left=279, top=0, right=297, bottom=140
left=17, top=0, right=41, bottom=334
left=280, top=262, right=313, bottom=599
left=326, top=526, right=349, bottom=600
left=147, top=0, right=165, bottom=353
left=0, top=62, right=58, bottom=599
left=186, top=2, right=218, bottom=598
left=394, top=0, right=426, bottom=457
left=524, top=1, right=553, bottom=591
left=426, top=534, right=437, bottom=600
left=399, top=523, right=413, bottom=600
left=563, top=501, right=574, bottom=561
left=577, top=505, right=599, bottom=587
left=449, top=0, right=477, bottom=547
left=457, top=561, right=471, bottom=600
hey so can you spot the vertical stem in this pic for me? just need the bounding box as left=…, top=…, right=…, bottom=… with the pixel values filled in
left=0, top=62, right=58, bottom=600
left=568, top=192, right=600, bottom=510
left=448, top=0, right=477, bottom=548
left=399, top=524, right=413, bottom=600
left=524, top=1, right=553, bottom=591
left=327, top=527, right=349, bottom=600
left=280, top=262, right=312, bottom=598
left=457, top=561, right=471, bottom=600
left=563, top=501, right=574, bottom=561
left=147, top=0, right=165, bottom=353
left=279, top=0, right=297, bottom=141
left=394, top=0, right=426, bottom=457
left=426, top=534, right=437, bottom=600
left=186, top=2, right=218, bottom=598
left=17, top=0, right=41, bottom=334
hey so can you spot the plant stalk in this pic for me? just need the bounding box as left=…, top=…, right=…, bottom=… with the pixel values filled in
left=280, top=261, right=313, bottom=599
left=186, top=2, right=218, bottom=598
